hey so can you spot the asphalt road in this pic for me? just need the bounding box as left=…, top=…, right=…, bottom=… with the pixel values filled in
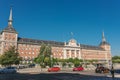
left=0, top=71, right=120, bottom=80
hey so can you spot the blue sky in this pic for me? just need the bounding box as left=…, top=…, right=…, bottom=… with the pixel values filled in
left=0, top=0, right=120, bottom=56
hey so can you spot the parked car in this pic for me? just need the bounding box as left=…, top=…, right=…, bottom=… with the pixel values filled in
left=0, top=67, right=17, bottom=74
left=48, top=67, right=60, bottom=72
left=28, top=64, right=35, bottom=68
left=73, top=66, right=84, bottom=71
left=95, top=66, right=110, bottom=73
left=18, top=64, right=28, bottom=69
left=0, top=68, right=3, bottom=73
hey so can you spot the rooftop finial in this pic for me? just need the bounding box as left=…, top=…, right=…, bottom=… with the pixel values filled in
left=8, top=7, right=13, bottom=27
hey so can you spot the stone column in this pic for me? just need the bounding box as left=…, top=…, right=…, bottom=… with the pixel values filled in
left=63, top=49, right=67, bottom=59
left=75, top=49, right=77, bottom=58
left=79, top=50, right=81, bottom=59
left=69, top=50, right=71, bottom=58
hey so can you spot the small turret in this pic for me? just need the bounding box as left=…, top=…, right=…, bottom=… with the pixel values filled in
left=99, top=31, right=110, bottom=51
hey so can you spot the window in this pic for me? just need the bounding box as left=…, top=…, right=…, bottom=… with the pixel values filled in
left=32, top=52, right=34, bottom=54
left=67, top=50, right=69, bottom=54
left=23, top=44, right=25, bottom=47
left=25, top=56, right=27, bottom=59
left=12, top=37, right=15, bottom=40
left=71, top=50, right=74, bottom=54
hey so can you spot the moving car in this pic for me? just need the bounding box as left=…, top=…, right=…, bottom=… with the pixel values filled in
left=95, top=66, right=110, bottom=73
left=48, top=67, right=60, bottom=72
left=73, top=66, right=84, bottom=71
left=0, top=67, right=17, bottom=74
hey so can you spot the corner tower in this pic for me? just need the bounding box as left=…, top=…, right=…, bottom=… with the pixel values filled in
left=1, top=8, right=18, bottom=54
left=99, top=31, right=112, bottom=66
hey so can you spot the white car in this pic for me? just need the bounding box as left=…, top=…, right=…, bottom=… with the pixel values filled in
left=0, top=67, right=17, bottom=74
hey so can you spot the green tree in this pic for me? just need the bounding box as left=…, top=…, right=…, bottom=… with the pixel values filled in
left=112, top=56, right=120, bottom=63
left=0, top=46, right=21, bottom=66
left=68, top=58, right=74, bottom=63
left=112, top=56, right=120, bottom=60
left=53, top=58, right=58, bottom=65
left=44, top=57, right=50, bottom=66
left=73, top=58, right=80, bottom=67
left=34, top=43, right=46, bottom=65
left=88, top=59, right=98, bottom=64
left=38, top=43, right=46, bottom=57
left=34, top=43, right=52, bottom=67
left=43, top=44, right=52, bottom=67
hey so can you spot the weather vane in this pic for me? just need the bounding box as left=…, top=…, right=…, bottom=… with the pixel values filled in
left=71, top=32, right=74, bottom=39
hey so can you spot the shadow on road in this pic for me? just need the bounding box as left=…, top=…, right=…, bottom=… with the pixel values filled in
left=0, top=72, right=120, bottom=80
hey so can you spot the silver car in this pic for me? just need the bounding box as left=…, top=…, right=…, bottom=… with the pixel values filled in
left=0, top=67, right=17, bottom=74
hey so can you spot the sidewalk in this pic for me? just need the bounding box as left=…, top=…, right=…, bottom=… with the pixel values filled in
left=17, top=68, right=47, bottom=73
left=106, top=73, right=120, bottom=78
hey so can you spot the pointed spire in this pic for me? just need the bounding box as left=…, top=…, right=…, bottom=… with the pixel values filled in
left=99, top=31, right=110, bottom=46
left=2, top=7, right=17, bottom=33
left=102, top=31, right=106, bottom=42
left=8, top=7, right=13, bottom=27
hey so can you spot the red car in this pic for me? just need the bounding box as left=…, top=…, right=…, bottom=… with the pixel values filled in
left=48, top=67, right=60, bottom=72
left=73, top=66, right=84, bottom=71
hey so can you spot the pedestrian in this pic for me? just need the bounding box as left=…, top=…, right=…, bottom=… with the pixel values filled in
left=111, top=65, right=114, bottom=79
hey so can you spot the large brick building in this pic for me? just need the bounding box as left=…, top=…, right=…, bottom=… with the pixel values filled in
left=0, top=8, right=112, bottom=64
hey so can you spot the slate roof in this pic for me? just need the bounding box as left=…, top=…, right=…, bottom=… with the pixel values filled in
left=99, top=41, right=110, bottom=46
left=80, top=44, right=105, bottom=51
left=18, top=37, right=105, bottom=51
left=2, top=26, right=17, bottom=33
left=18, top=37, right=64, bottom=47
